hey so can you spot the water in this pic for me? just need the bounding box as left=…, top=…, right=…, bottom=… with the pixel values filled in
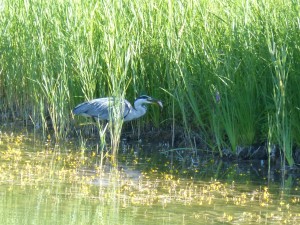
left=0, top=132, right=300, bottom=224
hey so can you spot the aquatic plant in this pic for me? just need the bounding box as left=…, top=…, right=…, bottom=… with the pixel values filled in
left=267, top=39, right=294, bottom=166
left=0, top=133, right=300, bottom=224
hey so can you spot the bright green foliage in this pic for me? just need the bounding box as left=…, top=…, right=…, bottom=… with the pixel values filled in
left=1, top=0, right=300, bottom=164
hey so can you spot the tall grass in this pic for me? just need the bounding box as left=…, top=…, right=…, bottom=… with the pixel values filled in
left=1, top=0, right=300, bottom=164
left=268, top=40, right=294, bottom=166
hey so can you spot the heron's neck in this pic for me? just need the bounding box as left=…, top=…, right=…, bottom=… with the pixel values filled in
left=124, top=103, right=147, bottom=121
left=133, top=103, right=147, bottom=117
left=134, top=103, right=147, bottom=113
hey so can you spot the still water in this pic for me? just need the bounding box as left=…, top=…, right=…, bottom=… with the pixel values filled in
left=0, top=132, right=300, bottom=225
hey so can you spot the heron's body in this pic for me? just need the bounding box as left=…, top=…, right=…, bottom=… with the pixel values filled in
left=73, top=95, right=162, bottom=122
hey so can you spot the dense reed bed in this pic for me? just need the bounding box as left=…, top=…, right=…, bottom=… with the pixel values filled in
left=1, top=0, right=300, bottom=165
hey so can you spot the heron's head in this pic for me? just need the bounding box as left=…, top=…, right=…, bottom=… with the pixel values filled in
left=134, top=95, right=163, bottom=108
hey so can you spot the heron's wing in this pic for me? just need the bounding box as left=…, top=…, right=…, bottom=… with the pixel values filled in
left=73, top=98, right=107, bottom=119
left=88, top=98, right=114, bottom=120
left=73, top=97, right=133, bottom=121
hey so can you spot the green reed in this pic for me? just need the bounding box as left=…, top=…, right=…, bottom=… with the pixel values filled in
left=268, top=40, right=294, bottom=166
left=1, top=0, right=300, bottom=164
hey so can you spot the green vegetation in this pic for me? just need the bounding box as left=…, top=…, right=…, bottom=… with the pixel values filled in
left=1, top=0, right=300, bottom=165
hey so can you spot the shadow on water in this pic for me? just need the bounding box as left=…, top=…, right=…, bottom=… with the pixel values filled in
left=118, top=138, right=300, bottom=192
left=72, top=121, right=300, bottom=191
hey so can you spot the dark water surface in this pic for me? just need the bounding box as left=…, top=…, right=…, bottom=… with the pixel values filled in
left=0, top=132, right=300, bottom=224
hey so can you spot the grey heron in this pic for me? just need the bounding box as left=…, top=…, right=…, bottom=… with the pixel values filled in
left=73, top=95, right=163, bottom=122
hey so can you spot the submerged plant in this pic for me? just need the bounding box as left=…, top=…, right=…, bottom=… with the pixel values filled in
left=0, top=133, right=300, bottom=224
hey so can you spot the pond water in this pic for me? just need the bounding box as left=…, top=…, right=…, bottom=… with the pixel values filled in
left=0, top=132, right=300, bottom=225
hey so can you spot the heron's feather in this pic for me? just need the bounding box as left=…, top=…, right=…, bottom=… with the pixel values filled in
left=73, top=97, right=132, bottom=120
